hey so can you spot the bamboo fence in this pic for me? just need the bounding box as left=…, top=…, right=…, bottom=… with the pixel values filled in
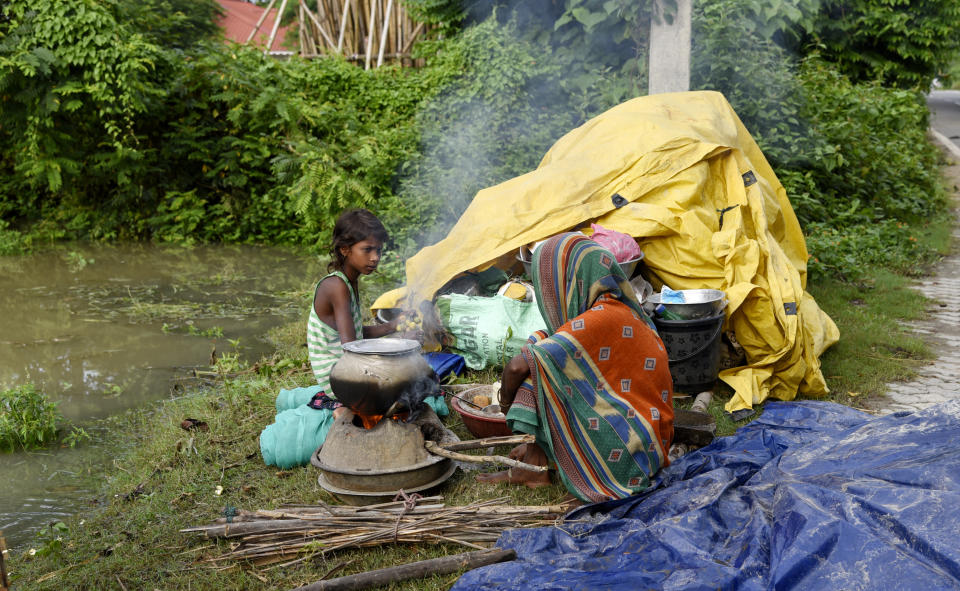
left=249, top=0, right=431, bottom=68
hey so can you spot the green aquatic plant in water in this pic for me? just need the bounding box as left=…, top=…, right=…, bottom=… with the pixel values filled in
left=0, top=384, right=61, bottom=451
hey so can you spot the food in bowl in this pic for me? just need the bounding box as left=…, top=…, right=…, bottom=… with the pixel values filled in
left=449, top=386, right=512, bottom=438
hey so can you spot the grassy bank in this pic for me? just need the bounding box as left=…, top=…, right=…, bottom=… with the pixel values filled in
left=7, top=161, right=957, bottom=591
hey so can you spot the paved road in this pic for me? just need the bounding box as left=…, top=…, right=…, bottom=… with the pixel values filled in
left=929, top=90, right=960, bottom=148
left=876, top=92, right=960, bottom=414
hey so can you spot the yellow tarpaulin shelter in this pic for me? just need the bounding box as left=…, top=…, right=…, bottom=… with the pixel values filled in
left=374, top=90, right=839, bottom=412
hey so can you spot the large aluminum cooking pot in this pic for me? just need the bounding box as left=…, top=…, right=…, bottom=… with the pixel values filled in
left=329, top=338, right=434, bottom=416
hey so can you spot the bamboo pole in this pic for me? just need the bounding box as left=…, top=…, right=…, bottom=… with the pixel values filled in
left=290, top=548, right=516, bottom=591
left=336, top=0, right=350, bottom=52
left=246, top=0, right=278, bottom=43
left=304, top=1, right=337, bottom=50
left=424, top=441, right=548, bottom=472
left=400, top=21, right=425, bottom=55
left=376, top=0, right=393, bottom=67
left=314, top=0, right=330, bottom=48
left=298, top=1, right=307, bottom=55
left=364, top=0, right=377, bottom=69
left=265, top=0, right=291, bottom=54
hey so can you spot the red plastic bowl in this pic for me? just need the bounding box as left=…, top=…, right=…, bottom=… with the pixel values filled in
left=450, top=394, right=513, bottom=438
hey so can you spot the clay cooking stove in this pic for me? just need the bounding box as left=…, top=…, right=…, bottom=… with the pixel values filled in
left=311, top=338, right=458, bottom=505
left=311, top=408, right=457, bottom=505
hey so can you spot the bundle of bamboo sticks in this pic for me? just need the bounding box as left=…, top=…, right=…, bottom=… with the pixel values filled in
left=181, top=496, right=572, bottom=568
left=250, top=0, right=430, bottom=68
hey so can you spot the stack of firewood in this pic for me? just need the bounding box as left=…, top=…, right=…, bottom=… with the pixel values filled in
left=181, top=496, right=572, bottom=569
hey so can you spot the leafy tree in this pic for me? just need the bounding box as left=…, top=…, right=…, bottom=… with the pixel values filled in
left=0, top=0, right=161, bottom=229
left=118, top=0, right=223, bottom=49
left=801, top=0, right=960, bottom=89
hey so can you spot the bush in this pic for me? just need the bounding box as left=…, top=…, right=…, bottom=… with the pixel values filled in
left=789, top=58, right=944, bottom=226
left=0, top=0, right=161, bottom=224
left=0, top=384, right=61, bottom=451
left=800, top=0, right=960, bottom=90
left=805, top=220, right=938, bottom=280
left=692, top=0, right=946, bottom=280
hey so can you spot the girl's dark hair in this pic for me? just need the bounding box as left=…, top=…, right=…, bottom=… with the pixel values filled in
left=329, top=208, right=389, bottom=271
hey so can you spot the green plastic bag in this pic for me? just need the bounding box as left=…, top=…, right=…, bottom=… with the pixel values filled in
left=435, top=294, right=547, bottom=370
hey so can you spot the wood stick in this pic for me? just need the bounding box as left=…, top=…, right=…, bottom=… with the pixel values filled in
left=341, top=52, right=413, bottom=61
left=303, top=2, right=337, bottom=49
left=424, top=441, right=548, bottom=472
left=181, top=518, right=322, bottom=538
left=303, top=0, right=318, bottom=55
left=376, top=0, right=393, bottom=67
left=290, top=548, right=516, bottom=591
left=282, top=496, right=443, bottom=512
left=246, top=0, right=278, bottom=43
left=266, top=0, right=290, bottom=54
left=400, top=21, right=424, bottom=55
left=438, top=434, right=534, bottom=452
left=0, top=531, right=8, bottom=591
left=298, top=1, right=308, bottom=55
left=336, top=0, right=351, bottom=52
left=364, top=0, right=377, bottom=69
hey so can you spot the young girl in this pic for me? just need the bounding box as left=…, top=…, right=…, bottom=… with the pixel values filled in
left=307, top=209, right=399, bottom=398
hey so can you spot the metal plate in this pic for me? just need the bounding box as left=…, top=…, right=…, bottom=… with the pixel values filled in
left=317, top=461, right=458, bottom=506
left=342, top=337, right=421, bottom=356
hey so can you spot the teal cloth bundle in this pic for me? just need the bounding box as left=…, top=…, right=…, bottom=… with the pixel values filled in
left=260, top=404, right=335, bottom=469
left=275, top=385, right=325, bottom=412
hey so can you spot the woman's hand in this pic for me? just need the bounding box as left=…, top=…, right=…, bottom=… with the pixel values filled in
left=499, top=354, right=529, bottom=412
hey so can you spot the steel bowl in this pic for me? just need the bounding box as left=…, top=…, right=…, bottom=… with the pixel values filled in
left=374, top=308, right=402, bottom=324
left=646, top=289, right=727, bottom=320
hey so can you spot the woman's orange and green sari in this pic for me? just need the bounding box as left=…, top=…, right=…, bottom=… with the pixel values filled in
left=506, top=233, right=675, bottom=503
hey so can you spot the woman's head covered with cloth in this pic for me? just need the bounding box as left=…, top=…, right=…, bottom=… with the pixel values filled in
left=498, top=232, right=675, bottom=503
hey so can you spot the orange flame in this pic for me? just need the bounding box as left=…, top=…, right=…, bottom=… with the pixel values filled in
left=356, top=411, right=409, bottom=430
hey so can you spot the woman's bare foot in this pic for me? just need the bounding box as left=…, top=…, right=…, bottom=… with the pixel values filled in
left=475, top=443, right=551, bottom=488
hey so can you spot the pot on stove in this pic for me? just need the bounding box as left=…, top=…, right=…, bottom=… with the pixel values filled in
left=329, top=338, right=434, bottom=417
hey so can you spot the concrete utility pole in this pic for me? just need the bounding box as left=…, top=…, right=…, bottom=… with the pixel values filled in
left=648, top=0, right=692, bottom=94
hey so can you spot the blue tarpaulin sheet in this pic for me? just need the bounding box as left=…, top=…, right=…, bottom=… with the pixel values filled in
left=453, top=401, right=960, bottom=590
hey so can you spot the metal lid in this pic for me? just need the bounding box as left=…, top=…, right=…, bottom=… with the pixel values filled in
left=342, top=337, right=420, bottom=356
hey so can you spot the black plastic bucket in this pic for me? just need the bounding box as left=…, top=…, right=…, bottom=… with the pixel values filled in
left=652, top=312, right=724, bottom=394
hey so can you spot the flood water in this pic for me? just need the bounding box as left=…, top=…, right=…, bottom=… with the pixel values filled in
left=0, top=243, right=323, bottom=549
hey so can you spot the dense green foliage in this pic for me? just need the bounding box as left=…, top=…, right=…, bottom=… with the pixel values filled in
left=690, top=0, right=946, bottom=278
left=800, top=0, right=960, bottom=90
left=0, top=0, right=954, bottom=281
left=142, top=49, right=442, bottom=248
left=0, top=384, right=61, bottom=451
left=116, top=0, right=223, bottom=49
left=0, top=0, right=160, bottom=220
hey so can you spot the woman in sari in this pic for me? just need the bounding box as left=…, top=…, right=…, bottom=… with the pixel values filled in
left=477, top=233, right=674, bottom=502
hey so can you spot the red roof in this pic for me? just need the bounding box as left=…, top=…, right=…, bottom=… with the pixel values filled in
left=216, top=0, right=293, bottom=52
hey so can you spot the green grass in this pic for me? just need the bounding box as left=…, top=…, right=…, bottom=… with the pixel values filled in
left=7, top=363, right=568, bottom=590
left=9, top=164, right=959, bottom=591
left=10, top=252, right=953, bottom=589
left=11, top=244, right=946, bottom=590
